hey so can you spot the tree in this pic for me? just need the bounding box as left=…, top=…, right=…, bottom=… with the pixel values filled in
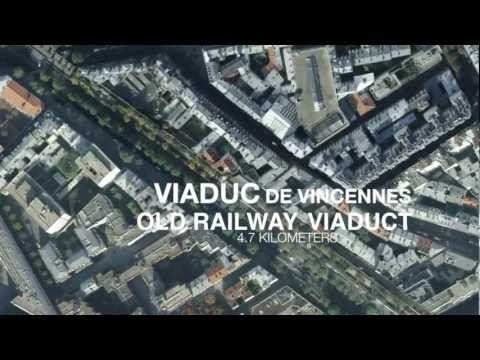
left=204, top=294, right=216, bottom=306
left=145, top=131, right=156, bottom=141
left=29, top=80, right=40, bottom=92
left=12, top=67, right=25, bottom=79
left=57, top=153, right=80, bottom=180
left=200, top=170, right=211, bottom=179
left=162, top=163, right=172, bottom=172
left=316, top=266, right=329, bottom=281
left=13, top=222, right=23, bottom=232
left=67, top=91, right=81, bottom=103
left=144, top=147, right=155, bottom=159
left=246, top=280, right=261, bottom=295
left=52, top=77, right=66, bottom=91
left=223, top=230, right=234, bottom=239
left=71, top=49, right=87, bottom=65
left=119, top=149, right=135, bottom=164
left=366, top=304, right=380, bottom=315
left=352, top=295, right=365, bottom=306
left=98, top=113, right=111, bottom=127
left=87, top=105, right=98, bottom=117
left=35, top=84, right=46, bottom=96
left=114, top=122, right=125, bottom=134
left=327, top=304, right=342, bottom=315
left=246, top=242, right=259, bottom=256
left=39, top=70, right=52, bottom=82
left=171, top=168, right=182, bottom=177
left=127, top=201, right=140, bottom=217
left=152, top=153, right=166, bottom=167
left=70, top=76, right=80, bottom=86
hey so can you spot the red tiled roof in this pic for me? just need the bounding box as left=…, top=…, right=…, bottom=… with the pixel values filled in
left=0, top=79, right=43, bottom=118
left=207, top=265, right=228, bottom=283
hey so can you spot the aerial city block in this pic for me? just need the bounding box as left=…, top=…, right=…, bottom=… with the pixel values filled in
left=0, top=45, right=478, bottom=315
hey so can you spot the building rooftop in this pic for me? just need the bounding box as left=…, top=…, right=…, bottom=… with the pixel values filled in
left=38, top=242, right=70, bottom=283
left=463, top=45, right=479, bottom=74
left=310, top=68, right=472, bottom=188
left=75, top=145, right=120, bottom=188
left=292, top=46, right=349, bottom=146
left=260, top=95, right=297, bottom=140
left=77, top=193, right=115, bottom=229
left=6, top=171, right=71, bottom=234
left=64, top=249, right=92, bottom=273
left=422, top=273, right=478, bottom=314
left=335, top=228, right=377, bottom=268
left=0, top=215, right=56, bottom=314
left=0, top=76, right=43, bottom=118
left=415, top=181, right=467, bottom=207
left=250, top=286, right=323, bottom=315
left=74, top=226, right=107, bottom=258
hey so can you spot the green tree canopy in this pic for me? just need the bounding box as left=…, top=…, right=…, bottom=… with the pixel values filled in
left=98, top=112, right=111, bottom=126
left=71, top=49, right=88, bottom=65
left=366, top=304, right=380, bottom=315
left=39, top=70, right=52, bottom=82
left=119, top=149, right=135, bottom=164
left=171, top=168, right=182, bottom=177
left=67, top=91, right=81, bottom=103
left=151, top=153, right=166, bottom=166
left=52, top=77, right=66, bottom=91
left=246, top=242, right=259, bottom=256
left=12, top=67, right=25, bottom=79
left=327, top=304, right=342, bottom=315
left=13, top=222, right=23, bottom=232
